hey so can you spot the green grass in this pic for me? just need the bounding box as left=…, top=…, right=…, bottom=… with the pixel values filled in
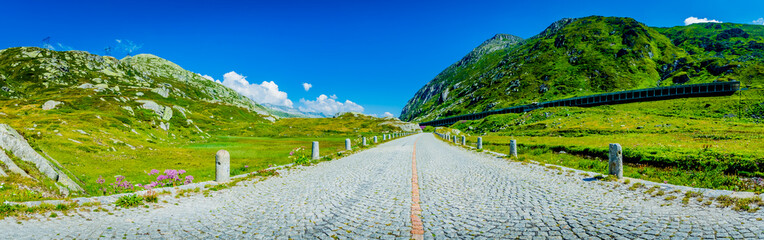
left=445, top=90, right=764, bottom=192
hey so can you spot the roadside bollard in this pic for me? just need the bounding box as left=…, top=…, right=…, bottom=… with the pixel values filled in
left=374, top=136, right=378, bottom=143
left=609, top=143, right=623, bottom=179
left=510, top=140, right=517, bottom=158
left=477, top=137, right=483, bottom=149
left=215, top=150, right=230, bottom=182
left=312, top=141, right=320, bottom=160
left=363, top=137, right=367, bottom=146
left=345, top=139, right=351, bottom=151
left=462, top=136, right=466, bottom=145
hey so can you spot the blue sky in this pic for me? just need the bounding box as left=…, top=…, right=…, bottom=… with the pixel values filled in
left=2, top=0, right=763, bottom=117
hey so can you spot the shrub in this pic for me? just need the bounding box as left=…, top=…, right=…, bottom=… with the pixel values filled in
left=289, top=146, right=311, bottom=165
left=115, top=194, right=144, bottom=208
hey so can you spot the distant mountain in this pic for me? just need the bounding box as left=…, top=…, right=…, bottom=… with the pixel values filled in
left=401, top=16, right=764, bottom=122
left=261, top=103, right=329, bottom=118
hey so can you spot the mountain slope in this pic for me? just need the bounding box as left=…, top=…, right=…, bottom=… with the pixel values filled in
left=401, top=16, right=764, bottom=122
left=0, top=47, right=277, bottom=196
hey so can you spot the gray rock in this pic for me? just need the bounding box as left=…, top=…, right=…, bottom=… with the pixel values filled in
left=173, top=106, right=189, bottom=118
left=93, top=84, right=108, bottom=91
left=77, top=83, right=94, bottom=89
left=121, top=106, right=134, bottom=116
left=41, top=100, right=62, bottom=110
left=0, top=150, right=31, bottom=178
left=136, top=100, right=173, bottom=121
left=0, top=124, right=82, bottom=191
left=151, top=87, right=170, bottom=98
left=609, top=143, right=623, bottom=179
left=159, top=122, right=170, bottom=131
left=215, top=150, right=230, bottom=182
left=136, top=92, right=144, bottom=96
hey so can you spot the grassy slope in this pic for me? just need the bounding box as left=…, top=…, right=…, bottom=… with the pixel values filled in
left=446, top=89, right=764, bottom=191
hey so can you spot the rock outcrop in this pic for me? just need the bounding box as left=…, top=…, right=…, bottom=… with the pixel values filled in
left=0, top=150, right=32, bottom=178
left=0, top=124, right=82, bottom=191
left=42, top=100, right=62, bottom=110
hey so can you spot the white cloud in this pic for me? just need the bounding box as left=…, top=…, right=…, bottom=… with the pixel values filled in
left=684, top=17, right=722, bottom=26
left=298, top=94, right=364, bottom=116
left=383, top=112, right=394, bottom=118
left=221, top=71, right=294, bottom=108
left=329, top=94, right=338, bottom=100
left=302, top=83, right=312, bottom=91
left=754, top=18, right=764, bottom=25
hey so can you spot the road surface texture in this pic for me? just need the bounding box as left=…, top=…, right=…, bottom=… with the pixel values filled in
left=2, top=133, right=763, bottom=239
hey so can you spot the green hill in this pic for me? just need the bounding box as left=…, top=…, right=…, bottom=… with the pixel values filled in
left=0, top=47, right=418, bottom=202
left=401, top=16, right=764, bottom=122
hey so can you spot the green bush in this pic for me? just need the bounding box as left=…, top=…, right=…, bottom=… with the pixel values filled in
left=115, top=194, right=144, bottom=208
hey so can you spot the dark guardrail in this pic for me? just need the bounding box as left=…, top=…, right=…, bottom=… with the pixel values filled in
left=419, top=81, right=741, bottom=127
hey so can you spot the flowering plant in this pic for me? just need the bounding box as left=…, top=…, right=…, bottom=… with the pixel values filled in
left=95, top=169, right=195, bottom=196
left=289, top=146, right=311, bottom=165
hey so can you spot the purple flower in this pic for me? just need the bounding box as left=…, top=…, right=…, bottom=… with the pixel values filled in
left=184, top=175, right=194, bottom=184
left=96, top=176, right=105, bottom=184
left=289, top=151, right=294, bottom=156
left=157, top=175, right=168, bottom=182
left=244, top=165, right=249, bottom=168
left=115, top=175, right=125, bottom=182
left=178, top=169, right=186, bottom=175
left=149, top=169, right=160, bottom=175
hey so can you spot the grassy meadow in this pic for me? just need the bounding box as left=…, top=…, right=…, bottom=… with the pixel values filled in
left=443, top=89, right=764, bottom=192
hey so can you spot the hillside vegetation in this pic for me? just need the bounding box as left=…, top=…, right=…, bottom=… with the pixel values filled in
left=441, top=89, right=764, bottom=192
left=402, top=16, right=764, bottom=122
left=0, top=47, right=418, bottom=202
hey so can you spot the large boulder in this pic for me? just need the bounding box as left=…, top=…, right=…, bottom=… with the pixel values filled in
left=136, top=100, right=173, bottom=121
left=41, top=100, right=62, bottom=110
left=0, top=124, right=82, bottom=191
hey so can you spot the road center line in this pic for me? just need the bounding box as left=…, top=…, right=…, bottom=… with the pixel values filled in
left=411, top=138, right=424, bottom=240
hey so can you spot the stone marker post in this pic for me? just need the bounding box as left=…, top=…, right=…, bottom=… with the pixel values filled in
left=215, top=150, right=230, bottom=182
left=462, top=136, right=466, bottom=145
left=363, top=137, right=367, bottom=146
left=453, top=135, right=457, bottom=144
left=609, top=143, right=623, bottom=179
left=477, top=137, right=483, bottom=149
left=345, top=139, right=351, bottom=151
left=510, top=140, right=518, bottom=158
left=312, top=141, right=320, bottom=160
left=374, top=136, right=378, bottom=143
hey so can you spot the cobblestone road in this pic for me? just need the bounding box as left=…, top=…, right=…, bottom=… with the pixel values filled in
left=1, top=138, right=415, bottom=239
left=417, top=134, right=764, bottom=239
left=2, top=133, right=764, bottom=239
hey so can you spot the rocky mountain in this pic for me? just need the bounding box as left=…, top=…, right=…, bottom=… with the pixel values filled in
left=401, top=16, right=764, bottom=122
left=0, top=47, right=279, bottom=194
left=262, top=103, right=329, bottom=118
